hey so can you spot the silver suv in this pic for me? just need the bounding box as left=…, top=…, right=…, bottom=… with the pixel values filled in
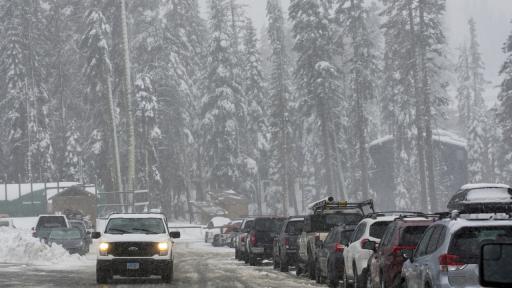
left=402, top=214, right=512, bottom=288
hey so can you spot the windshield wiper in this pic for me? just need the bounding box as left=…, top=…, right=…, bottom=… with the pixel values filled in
left=132, top=228, right=158, bottom=234
left=107, top=228, right=129, bottom=234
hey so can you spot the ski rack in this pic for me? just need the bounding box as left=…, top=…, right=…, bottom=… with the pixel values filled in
left=311, top=199, right=374, bottom=215
left=365, top=211, right=424, bottom=219
left=396, top=213, right=442, bottom=220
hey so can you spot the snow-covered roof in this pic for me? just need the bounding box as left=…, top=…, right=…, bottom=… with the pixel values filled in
left=209, top=216, right=231, bottom=227
left=0, top=182, right=96, bottom=201
left=289, top=217, right=305, bottom=221
left=461, top=183, right=510, bottom=190
left=369, top=130, right=466, bottom=148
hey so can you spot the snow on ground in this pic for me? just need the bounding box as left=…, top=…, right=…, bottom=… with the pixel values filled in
left=9, top=217, right=38, bottom=230
left=0, top=227, right=91, bottom=268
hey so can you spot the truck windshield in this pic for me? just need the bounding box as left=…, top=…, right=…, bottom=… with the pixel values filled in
left=255, top=218, right=284, bottom=232
left=105, top=218, right=166, bottom=234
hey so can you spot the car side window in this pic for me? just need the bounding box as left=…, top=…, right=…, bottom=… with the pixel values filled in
left=380, top=223, right=396, bottom=248
left=426, top=225, right=446, bottom=254
left=351, top=222, right=367, bottom=243
left=414, top=225, right=435, bottom=258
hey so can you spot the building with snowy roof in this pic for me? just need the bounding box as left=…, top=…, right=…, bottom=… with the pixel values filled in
left=368, top=130, right=467, bottom=210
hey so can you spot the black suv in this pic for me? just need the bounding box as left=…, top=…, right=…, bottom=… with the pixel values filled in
left=273, top=216, right=304, bottom=272
left=246, top=216, right=286, bottom=266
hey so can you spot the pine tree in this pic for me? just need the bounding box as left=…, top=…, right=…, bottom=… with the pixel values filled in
left=455, top=44, right=472, bottom=131
left=201, top=0, right=242, bottom=191
left=497, top=21, right=512, bottom=184
left=337, top=0, right=380, bottom=200
left=80, top=7, right=122, bottom=192
left=467, top=109, right=487, bottom=182
left=63, top=120, right=82, bottom=181
left=267, top=0, right=296, bottom=215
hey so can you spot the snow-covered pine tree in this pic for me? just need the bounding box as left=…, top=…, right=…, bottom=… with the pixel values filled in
left=267, top=0, right=296, bottom=216
left=455, top=44, right=472, bottom=132
left=0, top=0, right=29, bottom=182
left=63, top=120, right=82, bottom=181
left=241, top=17, right=269, bottom=214
left=289, top=0, right=342, bottom=200
left=201, top=0, right=242, bottom=191
left=80, top=7, right=122, bottom=192
left=337, top=0, right=380, bottom=200
left=134, top=74, right=162, bottom=209
left=467, top=109, right=488, bottom=182
left=497, top=21, right=512, bottom=184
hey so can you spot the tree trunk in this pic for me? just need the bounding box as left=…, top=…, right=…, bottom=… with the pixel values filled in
left=120, top=0, right=136, bottom=191
left=319, top=98, right=337, bottom=199
left=419, top=0, right=437, bottom=212
left=106, top=75, right=123, bottom=193
left=407, top=1, right=428, bottom=208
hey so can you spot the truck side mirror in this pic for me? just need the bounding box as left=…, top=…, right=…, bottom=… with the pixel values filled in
left=91, top=232, right=101, bottom=239
left=170, top=231, right=181, bottom=239
left=480, top=242, right=512, bottom=287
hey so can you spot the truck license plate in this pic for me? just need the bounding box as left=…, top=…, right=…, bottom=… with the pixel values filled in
left=127, top=262, right=139, bottom=270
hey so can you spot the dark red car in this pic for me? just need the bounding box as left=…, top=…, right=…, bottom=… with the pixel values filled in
left=367, top=215, right=435, bottom=288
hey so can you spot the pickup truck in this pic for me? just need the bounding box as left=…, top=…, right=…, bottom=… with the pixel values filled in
left=297, top=199, right=374, bottom=280
left=246, top=217, right=285, bottom=266
left=273, top=216, right=304, bottom=272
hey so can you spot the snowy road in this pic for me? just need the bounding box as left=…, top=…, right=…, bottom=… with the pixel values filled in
left=0, top=239, right=323, bottom=287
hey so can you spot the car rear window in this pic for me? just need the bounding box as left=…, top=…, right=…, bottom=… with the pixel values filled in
left=339, top=230, right=354, bottom=245
left=449, top=226, right=512, bottom=264
left=369, top=221, right=392, bottom=239
left=255, top=218, right=283, bottom=232
left=37, top=216, right=66, bottom=228
left=285, top=220, right=304, bottom=234
left=399, top=226, right=429, bottom=246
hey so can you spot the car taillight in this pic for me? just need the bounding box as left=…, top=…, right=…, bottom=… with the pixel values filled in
left=361, top=238, right=369, bottom=249
left=392, top=246, right=415, bottom=255
left=439, top=253, right=466, bottom=272
left=250, top=233, right=257, bottom=246
left=284, top=237, right=289, bottom=248
left=335, top=243, right=345, bottom=253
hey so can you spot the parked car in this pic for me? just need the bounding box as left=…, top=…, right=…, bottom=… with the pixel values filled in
left=0, top=218, right=15, bottom=228
left=367, top=215, right=435, bottom=288
left=204, top=217, right=231, bottom=243
left=69, top=220, right=92, bottom=248
left=447, top=183, right=512, bottom=212
left=315, top=225, right=355, bottom=287
left=273, top=216, right=304, bottom=272
left=92, top=212, right=181, bottom=284
left=48, top=227, right=89, bottom=255
left=246, top=216, right=286, bottom=266
left=235, top=217, right=255, bottom=262
left=32, top=214, right=70, bottom=243
left=343, top=213, right=403, bottom=288
left=402, top=212, right=512, bottom=288
left=224, top=219, right=243, bottom=248
left=298, top=199, right=373, bottom=279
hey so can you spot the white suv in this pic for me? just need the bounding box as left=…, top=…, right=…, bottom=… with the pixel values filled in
left=343, top=214, right=397, bottom=288
left=92, top=213, right=181, bottom=284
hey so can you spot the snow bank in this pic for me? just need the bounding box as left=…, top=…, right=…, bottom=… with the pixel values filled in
left=0, top=227, right=86, bottom=266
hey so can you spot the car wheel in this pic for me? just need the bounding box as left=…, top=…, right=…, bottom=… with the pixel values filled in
left=308, top=253, right=316, bottom=280
left=280, top=254, right=289, bottom=272
left=249, top=254, right=257, bottom=266
left=162, top=261, right=174, bottom=283
left=96, top=268, right=111, bottom=284
left=273, top=255, right=279, bottom=270
left=244, top=252, right=249, bottom=264
left=235, top=249, right=239, bottom=260
left=315, top=259, right=325, bottom=284
left=296, top=264, right=303, bottom=277
left=343, top=266, right=353, bottom=288
left=379, top=271, right=385, bottom=288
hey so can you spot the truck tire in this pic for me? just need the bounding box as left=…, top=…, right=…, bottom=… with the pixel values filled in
left=96, top=268, right=111, bottom=284
left=249, top=254, right=257, bottom=266
left=162, top=261, right=174, bottom=283
left=308, top=249, right=316, bottom=280
left=280, top=254, right=289, bottom=272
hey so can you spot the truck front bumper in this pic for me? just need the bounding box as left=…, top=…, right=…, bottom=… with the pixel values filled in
left=97, top=259, right=171, bottom=277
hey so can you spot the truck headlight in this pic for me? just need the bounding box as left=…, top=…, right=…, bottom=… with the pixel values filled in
left=158, top=242, right=169, bottom=256
left=99, top=242, right=109, bottom=256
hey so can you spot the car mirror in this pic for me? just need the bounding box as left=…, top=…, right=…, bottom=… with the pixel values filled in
left=363, top=240, right=377, bottom=251
left=480, top=243, right=512, bottom=287
left=170, top=231, right=181, bottom=239
left=91, top=232, right=101, bottom=239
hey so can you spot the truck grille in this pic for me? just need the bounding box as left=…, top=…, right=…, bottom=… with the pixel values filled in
left=110, top=242, right=158, bottom=257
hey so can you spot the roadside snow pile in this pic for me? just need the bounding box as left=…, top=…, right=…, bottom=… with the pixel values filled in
left=0, top=227, right=84, bottom=266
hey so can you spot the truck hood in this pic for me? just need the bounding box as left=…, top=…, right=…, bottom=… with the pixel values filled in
left=100, top=233, right=169, bottom=243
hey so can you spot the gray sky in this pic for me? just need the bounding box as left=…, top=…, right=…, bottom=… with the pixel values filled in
left=202, top=0, right=512, bottom=105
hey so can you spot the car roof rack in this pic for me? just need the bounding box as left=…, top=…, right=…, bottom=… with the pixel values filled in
left=310, top=199, right=374, bottom=215
left=365, top=211, right=424, bottom=219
